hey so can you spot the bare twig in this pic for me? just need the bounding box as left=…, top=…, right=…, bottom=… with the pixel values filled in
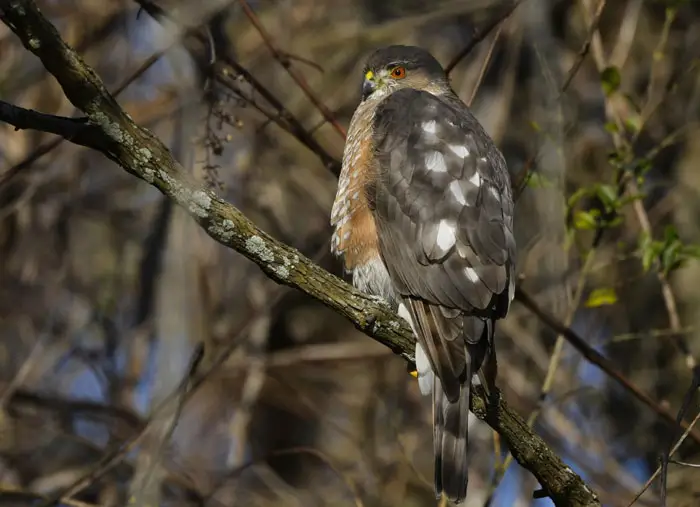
left=236, top=0, right=346, bottom=138
left=515, top=289, right=700, bottom=445
left=659, top=367, right=700, bottom=505
left=467, top=23, right=504, bottom=107
left=627, top=384, right=700, bottom=506
left=133, top=0, right=341, bottom=175
left=667, top=459, right=700, bottom=469
left=279, top=50, right=325, bottom=73
left=485, top=251, right=599, bottom=502
left=0, top=329, right=48, bottom=407
left=128, top=346, right=203, bottom=506
left=445, top=0, right=526, bottom=74
left=560, top=0, right=607, bottom=95
left=610, top=327, right=697, bottom=344
left=0, top=42, right=170, bottom=188
left=225, top=283, right=271, bottom=468
left=0, top=489, right=98, bottom=507
left=225, top=447, right=365, bottom=507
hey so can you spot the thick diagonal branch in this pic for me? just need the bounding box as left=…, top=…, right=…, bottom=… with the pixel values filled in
left=0, top=1, right=599, bottom=505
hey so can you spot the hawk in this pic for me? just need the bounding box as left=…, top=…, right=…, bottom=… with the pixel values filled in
left=330, top=45, right=516, bottom=503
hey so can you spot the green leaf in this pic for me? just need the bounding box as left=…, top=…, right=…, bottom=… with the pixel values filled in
left=567, top=187, right=591, bottom=208
left=631, top=157, right=652, bottom=177
left=683, top=244, right=700, bottom=259
left=595, top=184, right=618, bottom=210
left=573, top=210, right=599, bottom=230
left=608, top=150, right=626, bottom=169
left=625, top=115, right=642, bottom=135
left=601, top=66, right=621, bottom=96
left=642, top=248, right=656, bottom=272
left=606, top=215, right=624, bottom=228
left=526, top=172, right=553, bottom=189
left=638, top=232, right=657, bottom=272
left=585, top=288, right=618, bottom=308
left=604, top=121, right=619, bottom=134
left=664, top=225, right=679, bottom=244
left=661, top=240, right=683, bottom=274
left=619, top=193, right=646, bottom=207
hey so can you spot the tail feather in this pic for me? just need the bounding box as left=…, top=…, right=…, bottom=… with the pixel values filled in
left=433, top=362, right=471, bottom=504
left=434, top=316, right=496, bottom=504
left=403, top=298, right=498, bottom=504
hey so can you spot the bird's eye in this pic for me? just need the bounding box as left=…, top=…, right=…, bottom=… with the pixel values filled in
left=391, top=66, right=406, bottom=79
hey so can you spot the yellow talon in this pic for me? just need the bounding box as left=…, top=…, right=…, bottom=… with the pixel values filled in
left=409, top=370, right=418, bottom=378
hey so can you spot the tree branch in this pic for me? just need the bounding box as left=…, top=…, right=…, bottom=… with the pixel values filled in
left=0, top=489, right=97, bottom=507
left=0, top=1, right=600, bottom=505
left=516, top=289, right=700, bottom=443
left=0, top=100, right=97, bottom=145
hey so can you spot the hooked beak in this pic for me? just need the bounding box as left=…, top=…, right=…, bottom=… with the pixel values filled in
left=362, top=71, right=377, bottom=100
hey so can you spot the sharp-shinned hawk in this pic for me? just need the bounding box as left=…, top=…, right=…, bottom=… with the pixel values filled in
left=330, top=45, right=516, bottom=503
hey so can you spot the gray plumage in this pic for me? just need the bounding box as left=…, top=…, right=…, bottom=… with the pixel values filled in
left=332, top=45, right=516, bottom=504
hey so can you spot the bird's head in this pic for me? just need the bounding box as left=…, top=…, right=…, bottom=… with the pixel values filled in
left=360, top=45, right=450, bottom=102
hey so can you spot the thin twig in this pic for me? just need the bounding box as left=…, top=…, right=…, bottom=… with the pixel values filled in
left=0, top=489, right=98, bottom=507
left=467, top=23, right=504, bottom=107
left=515, top=289, right=700, bottom=445
left=279, top=50, right=325, bottom=73
left=127, top=346, right=203, bottom=507
left=659, top=367, right=700, bottom=505
left=0, top=41, right=169, bottom=188
left=226, top=447, right=365, bottom=507
left=610, top=326, right=697, bottom=344
left=213, top=57, right=341, bottom=174
left=133, top=0, right=341, bottom=174
left=667, top=459, right=700, bottom=469
left=0, top=326, right=49, bottom=407
left=626, top=386, right=700, bottom=506
left=445, top=0, right=526, bottom=74
left=33, top=347, right=203, bottom=507
left=236, top=0, right=346, bottom=138
left=488, top=250, right=598, bottom=499
left=559, top=0, right=607, bottom=95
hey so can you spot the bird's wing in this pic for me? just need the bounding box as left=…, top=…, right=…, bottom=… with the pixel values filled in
left=370, top=88, right=515, bottom=392
left=369, top=88, right=515, bottom=502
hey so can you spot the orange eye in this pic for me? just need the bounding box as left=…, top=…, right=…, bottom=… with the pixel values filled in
left=391, top=66, right=406, bottom=79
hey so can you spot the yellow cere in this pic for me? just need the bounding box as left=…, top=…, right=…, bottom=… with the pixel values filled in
left=365, top=70, right=374, bottom=81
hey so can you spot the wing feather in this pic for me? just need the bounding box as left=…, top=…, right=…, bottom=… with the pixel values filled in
left=371, top=88, right=515, bottom=315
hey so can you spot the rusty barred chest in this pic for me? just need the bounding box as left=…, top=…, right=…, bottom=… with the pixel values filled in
left=330, top=100, right=395, bottom=303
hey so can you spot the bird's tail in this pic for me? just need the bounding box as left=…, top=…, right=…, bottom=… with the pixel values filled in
left=433, top=375, right=470, bottom=504
left=432, top=316, right=495, bottom=504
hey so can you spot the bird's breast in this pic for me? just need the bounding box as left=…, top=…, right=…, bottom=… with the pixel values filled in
left=331, top=103, right=381, bottom=272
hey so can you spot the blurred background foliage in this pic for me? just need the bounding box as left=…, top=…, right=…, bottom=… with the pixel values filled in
left=1, top=0, right=700, bottom=505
